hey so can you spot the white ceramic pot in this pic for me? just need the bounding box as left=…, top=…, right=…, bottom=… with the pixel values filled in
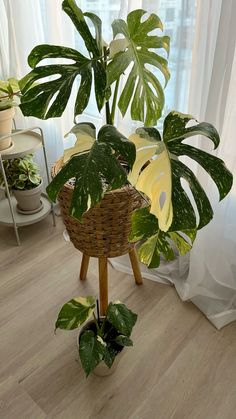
left=0, top=108, right=15, bottom=151
left=13, top=180, right=43, bottom=213
left=92, top=353, right=122, bottom=377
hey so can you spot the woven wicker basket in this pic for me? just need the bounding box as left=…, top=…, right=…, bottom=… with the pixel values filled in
left=51, top=158, right=144, bottom=258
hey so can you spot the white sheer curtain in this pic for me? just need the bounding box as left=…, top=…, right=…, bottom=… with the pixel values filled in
left=174, top=0, right=236, bottom=329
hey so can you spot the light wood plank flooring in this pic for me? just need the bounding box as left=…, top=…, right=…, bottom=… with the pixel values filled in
left=0, top=216, right=236, bottom=419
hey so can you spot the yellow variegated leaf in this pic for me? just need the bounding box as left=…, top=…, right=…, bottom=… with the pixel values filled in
left=136, top=145, right=172, bottom=231
left=63, top=122, right=96, bottom=163
left=128, top=130, right=172, bottom=232
left=109, top=38, right=129, bottom=58
left=74, top=296, right=95, bottom=307
left=128, top=133, right=157, bottom=185
left=63, top=136, right=95, bottom=163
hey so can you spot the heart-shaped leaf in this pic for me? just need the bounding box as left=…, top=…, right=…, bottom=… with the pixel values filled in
left=103, top=344, right=117, bottom=368
left=107, top=302, right=137, bottom=336
left=115, top=335, right=133, bottom=346
left=55, top=296, right=96, bottom=330
left=107, top=9, right=170, bottom=125
left=79, top=331, right=106, bottom=377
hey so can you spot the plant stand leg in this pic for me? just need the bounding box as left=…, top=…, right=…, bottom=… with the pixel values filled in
left=0, top=155, right=20, bottom=246
left=98, top=257, right=108, bottom=316
left=129, top=248, right=143, bottom=285
left=79, top=254, right=90, bottom=281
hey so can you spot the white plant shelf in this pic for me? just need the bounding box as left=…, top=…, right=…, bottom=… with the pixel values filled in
left=1, top=129, right=42, bottom=159
left=0, top=126, right=56, bottom=245
left=0, top=194, right=51, bottom=227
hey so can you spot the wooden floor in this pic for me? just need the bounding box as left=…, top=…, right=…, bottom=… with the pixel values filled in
left=1, top=215, right=236, bottom=419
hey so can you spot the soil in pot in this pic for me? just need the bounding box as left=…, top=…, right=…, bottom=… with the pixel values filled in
left=0, top=108, right=15, bottom=151
left=13, top=180, right=43, bottom=213
left=78, top=318, right=124, bottom=377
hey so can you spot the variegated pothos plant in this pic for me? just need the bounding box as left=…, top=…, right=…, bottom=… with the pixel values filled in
left=19, top=0, right=233, bottom=268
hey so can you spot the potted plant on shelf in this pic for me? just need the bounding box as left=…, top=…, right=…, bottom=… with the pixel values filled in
left=0, top=154, right=43, bottom=214
left=55, top=296, right=137, bottom=377
left=0, top=78, right=21, bottom=151
left=19, top=0, right=233, bottom=270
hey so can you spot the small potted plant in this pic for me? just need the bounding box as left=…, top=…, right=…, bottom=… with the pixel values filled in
left=55, top=296, right=137, bottom=377
left=0, top=154, right=43, bottom=213
left=0, top=78, right=21, bottom=151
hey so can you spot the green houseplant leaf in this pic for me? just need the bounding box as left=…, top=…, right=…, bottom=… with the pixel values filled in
left=107, top=302, right=137, bottom=336
left=19, top=0, right=106, bottom=119
left=55, top=296, right=96, bottom=330
left=79, top=331, right=106, bottom=377
left=107, top=9, right=170, bottom=125
left=47, top=124, right=135, bottom=220
left=129, top=207, right=196, bottom=268
left=128, top=111, right=233, bottom=232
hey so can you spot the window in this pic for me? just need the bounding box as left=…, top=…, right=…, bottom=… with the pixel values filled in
left=166, top=8, right=175, bottom=22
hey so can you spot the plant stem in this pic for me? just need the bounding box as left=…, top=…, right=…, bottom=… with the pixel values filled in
left=92, top=312, right=101, bottom=336
left=105, top=101, right=112, bottom=125
left=103, top=45, right=112, bottom=125
left=110, top=77, right=120, bottom=125
left=96, top=299, right=100, bottom=325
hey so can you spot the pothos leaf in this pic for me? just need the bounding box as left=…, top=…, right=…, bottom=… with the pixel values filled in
left=79, top=331, right=106, bottom=377
left=55, top=296, right=96, bottom=330
left=107, top=302, right=137, bottom=336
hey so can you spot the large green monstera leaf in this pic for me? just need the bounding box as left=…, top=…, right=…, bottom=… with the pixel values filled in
left=129, top=207, right=196, bottom=268
left=19, top=0, right=106, bottom=119
left=107, top=9, right=170, bottom=125
left=128, top=111, right=233, bottom=232
left=47, top=123, right=135, bottom=220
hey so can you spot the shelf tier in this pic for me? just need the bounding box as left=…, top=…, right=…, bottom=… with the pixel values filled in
left=0, top=130, right=42, bottom=159
left=0, top=194, right=52, bottom=227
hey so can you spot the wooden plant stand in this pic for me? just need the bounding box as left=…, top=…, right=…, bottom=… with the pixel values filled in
left=79, top=248, right=143, bottom=315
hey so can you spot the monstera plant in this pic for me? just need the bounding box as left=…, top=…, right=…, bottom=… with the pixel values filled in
left=19, top=0, right=233, bottom=269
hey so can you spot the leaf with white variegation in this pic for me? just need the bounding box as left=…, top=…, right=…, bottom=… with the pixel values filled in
left=107, top=302, right=137, bottom=336
left=128, top=127, right=172, bottom=232
left=129, top=111, right=233, bottom=232
left=107, top=9, right=170, bottom=125
left=19, top=0, right=106, bottom=119
left=79, top=331, right=106, bottom=376
left=63, top=123, right=96, bottom=163
left=129, top=207, right=196, bottom=268
left=47, top=124, right=135, bottom=220
left=55, top=296, right=95, bottom=330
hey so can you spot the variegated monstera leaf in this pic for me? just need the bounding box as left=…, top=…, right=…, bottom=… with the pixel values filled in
left=107, top=9, right=170, bottom=125
left=46, top=123, right=135, bottom=220
left=129, top=207, right=196, bottom=268
left=128, top=111, right=233, bottom=232
left=19, top=0, right=107, bottom=119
